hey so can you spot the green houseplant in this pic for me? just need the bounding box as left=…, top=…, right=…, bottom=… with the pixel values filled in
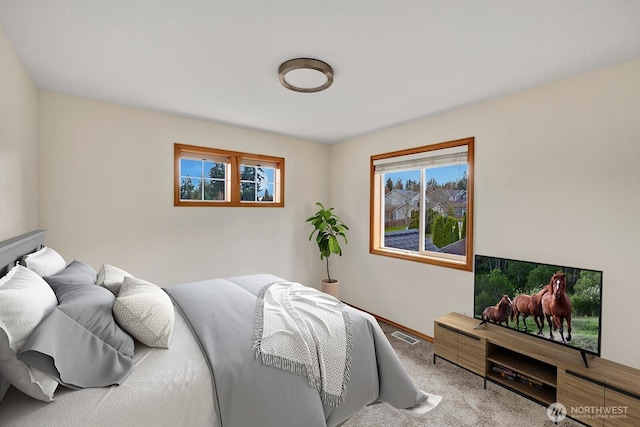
left=306, top=202, right=349, bottom=295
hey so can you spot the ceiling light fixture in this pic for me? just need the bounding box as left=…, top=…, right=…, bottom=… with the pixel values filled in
left=278, top=58, right=333, bottom=93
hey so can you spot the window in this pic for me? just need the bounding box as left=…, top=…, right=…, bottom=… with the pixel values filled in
left=174, top=143, right=284, bottom=207
left=370, top=137, right=474, bottom=270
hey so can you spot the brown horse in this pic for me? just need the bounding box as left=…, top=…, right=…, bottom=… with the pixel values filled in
left=529, top=286, right=550, bottom=335
left=511, top=294, right=536, bottom=332
left=511, top=286, right=548, bottom=334
left=541, top=272, right=572, bottom=343
left=481, top=294, right=512, bottom=326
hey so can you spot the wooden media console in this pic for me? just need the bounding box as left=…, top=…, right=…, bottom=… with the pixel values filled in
left=434, top=312, right=640, bottom=426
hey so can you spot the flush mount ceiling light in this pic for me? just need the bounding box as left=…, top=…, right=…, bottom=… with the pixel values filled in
left=278, top=58, right=334, bottom=93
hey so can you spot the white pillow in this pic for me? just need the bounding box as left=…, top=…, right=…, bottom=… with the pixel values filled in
left=113, top=277, right=174, bottom=348
left=0, top=265, right=59, bottom=401
left=21, top=247, right=66, bottom=277
left=97, top=264, right=134, bottom=295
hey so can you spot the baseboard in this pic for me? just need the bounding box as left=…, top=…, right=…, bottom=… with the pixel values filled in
left=346, top=303, right=434, bottom=343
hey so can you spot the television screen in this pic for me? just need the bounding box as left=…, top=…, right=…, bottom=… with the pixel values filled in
left=474, top=255, right=602, bottom=356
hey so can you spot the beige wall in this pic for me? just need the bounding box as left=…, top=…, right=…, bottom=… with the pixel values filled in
left=37, top=91, right=330, bottom=287
left=0, top=27, right=38, bottom=240
left=330, top=58, right=640, bottom=369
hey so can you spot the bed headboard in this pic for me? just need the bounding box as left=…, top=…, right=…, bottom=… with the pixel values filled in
left=0, top=230, right=47, bottom=401
left=0, top=230, right=47, bottom=277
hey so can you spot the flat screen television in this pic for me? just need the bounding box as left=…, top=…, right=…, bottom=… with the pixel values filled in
left=474, top=254, right=603, bottom=359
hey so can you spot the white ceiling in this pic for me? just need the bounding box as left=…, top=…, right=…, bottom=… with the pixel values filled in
left=1, top=1, right=640, bottom=144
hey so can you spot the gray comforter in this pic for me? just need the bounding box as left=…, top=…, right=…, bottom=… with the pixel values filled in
left=166, top=274, right=427, bottom=427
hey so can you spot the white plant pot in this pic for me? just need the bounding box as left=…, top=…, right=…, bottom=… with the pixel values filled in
left=321, top=279, right=339, bottom=298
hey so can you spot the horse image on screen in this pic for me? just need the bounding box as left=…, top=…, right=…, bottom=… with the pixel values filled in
left=474, top=255, right=603, bottom=356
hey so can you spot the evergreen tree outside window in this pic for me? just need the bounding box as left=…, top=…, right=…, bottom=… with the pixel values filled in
left=174, top=143, right=284, bottom=207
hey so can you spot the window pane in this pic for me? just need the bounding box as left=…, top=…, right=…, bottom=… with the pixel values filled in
left=424, top=164, right=468, bottom=255
left=181, top=159, right=202, bottom=178
left=203, top=179, right=225, bottom=201
left=382, top=170, right=421, bottom=252
left=180, top=158, right=227, bottom=201
left=180, top=177, right=202, bottom=200
left=205, top=161, right=225, bottom=179
left=257, top=167, right=274, bottom=182
left=241, top=182, right=256, bottom=201
left=381, top=164, right=468, bottom=254
left=257, top=183, right=275, bottom=201
left=257, top=167, right=275, bottom=202
left=240, top=165, right=256, bottom=181
left=241, top=165, right=276, bottom=202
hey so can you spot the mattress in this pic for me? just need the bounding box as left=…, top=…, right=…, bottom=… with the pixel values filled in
left=0, top=307, right=217, bottom=427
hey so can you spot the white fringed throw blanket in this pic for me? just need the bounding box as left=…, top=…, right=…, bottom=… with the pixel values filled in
left=252, top=282, right=353, bottom=407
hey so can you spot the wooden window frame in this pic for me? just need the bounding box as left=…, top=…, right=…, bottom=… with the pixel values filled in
left=370, top=137, right=474, bottom=271
left=174, top=143, right=284, bottom=207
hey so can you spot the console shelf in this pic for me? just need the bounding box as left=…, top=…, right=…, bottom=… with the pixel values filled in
left=486, top=344, right=556, bottom=405
left=434, top=312, right=640, bottom=427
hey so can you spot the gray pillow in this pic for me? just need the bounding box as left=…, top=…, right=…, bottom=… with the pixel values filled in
left=18, top=277, right=134, bottom=389
left=44, top=260, right=97, bottom=290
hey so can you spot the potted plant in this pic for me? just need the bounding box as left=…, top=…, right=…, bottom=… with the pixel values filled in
left=306, top=202, right=349, bottom=297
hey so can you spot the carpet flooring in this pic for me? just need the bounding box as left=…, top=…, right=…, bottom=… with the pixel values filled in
left=343, top=322, right=583, bottom=427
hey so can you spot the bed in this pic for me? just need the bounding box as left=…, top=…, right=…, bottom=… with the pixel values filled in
left=0, top=230, right=428, bottom=427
